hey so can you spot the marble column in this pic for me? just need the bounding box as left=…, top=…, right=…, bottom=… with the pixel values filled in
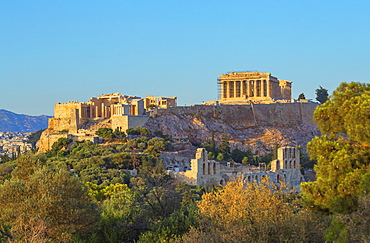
left=225, top=81, right=230, bottom=98
left=254, top=80, right=257, bottom=97
left=249, top=80, right=253, bottom=97
left=234, top=81, right=237, bottom=98
left=241, top=81, right=245, bottom=97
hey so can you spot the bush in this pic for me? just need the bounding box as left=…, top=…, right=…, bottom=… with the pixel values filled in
left=95, top=128, right=114, bottom=139
left=126, top=127, right=151, bottom=136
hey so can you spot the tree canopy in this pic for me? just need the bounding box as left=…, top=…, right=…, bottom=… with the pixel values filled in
left=315, top=86, right=329, bottom=104
left=0, top=154, right=100, bottom=242
left=182, top=180, right=328, bottom=243
left=302, top=82, right=370, bottom=214
left=298, top=93, right=306, bottom=100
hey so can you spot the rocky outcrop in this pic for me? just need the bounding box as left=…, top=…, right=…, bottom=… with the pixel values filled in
left=145, top=103, right=320, bottom=155
left=37, top=102, right=320, bottom=155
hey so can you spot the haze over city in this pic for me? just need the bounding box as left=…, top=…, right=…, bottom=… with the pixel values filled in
left=1, top=0, right=369, bottom=116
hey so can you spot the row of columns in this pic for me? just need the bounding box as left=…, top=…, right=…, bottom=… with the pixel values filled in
left=80, top=104, right=111, bottom=119
left=80, top=106, right=93, bottom=119
left=222, top=80, right=271, bottom=99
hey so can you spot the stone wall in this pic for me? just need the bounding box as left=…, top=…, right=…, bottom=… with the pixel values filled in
left=111, top=115, right=150, bottom=132
left=162, top=102, right=318, bottom=127
left=37, top=131, right=68, bottom=152
left=145, top=102, right=320, bottom=155
left=48, top=108, right=79, bottom=133
left=168, top=148, right=222, bottom=188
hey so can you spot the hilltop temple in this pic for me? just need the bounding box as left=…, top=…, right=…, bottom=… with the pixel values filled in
left=217, top=71, right=292, bottom=104
left=37, top=93, right=176, bottom=152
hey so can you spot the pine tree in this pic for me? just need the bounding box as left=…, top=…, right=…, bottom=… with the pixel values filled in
left=315, top=86, right=329, bottom=104
left=298, top=93, right=306, bottom=100
left=301, top=82, right=370, bottom=214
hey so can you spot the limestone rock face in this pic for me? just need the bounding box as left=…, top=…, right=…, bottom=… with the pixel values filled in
left=145, top=103, right=320, bottom=155
left=38, top=102, right=319, bottom=155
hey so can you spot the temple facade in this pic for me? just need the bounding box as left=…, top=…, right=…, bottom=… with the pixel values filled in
left=218, top=71, right=292, bottom=103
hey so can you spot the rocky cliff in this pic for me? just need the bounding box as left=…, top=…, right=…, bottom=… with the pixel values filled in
left=37, top=102, right=320, bottom=155
left=144, top=103, right=320, bottom=155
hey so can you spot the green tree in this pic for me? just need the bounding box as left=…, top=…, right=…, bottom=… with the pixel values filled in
left=216, top=153, right=224, bottom=161
left=0, top=162, right=14, bottom=182
left=51, top=137, right=72, bottom=151
left=137, top=127, right=151, bottom=136
left=242, top=156, right=249, bottom=164
left=209, top=131, right=216, bottom=153
left=301, top=82, right=370, bottom=214
left=113, top=128, right=126, bottom=141
left=126, top=127, right=151, bottom=136
left=208, top=152, right=215, bottom=159
left=96, top=128, right=114, bottom=140
left=138, top=204, right=198, bottom=243
left=231, top=148, right=247, bottom=163
left=98, top=186, right=144, bottom=242
left=131, top=163, right=182, bottom=222
left=337, top=194, right=370, bottom=242
left=218, top=136, right=230, bottom=160
left=126, top=128, right=140, bottom=136
left=315, top=85, right=329, bottom=104
left=298, top=93, right=306, bottom=100
left=0, top=163, right=100, bottom=242
left=154, top=130, right=164, bottom=137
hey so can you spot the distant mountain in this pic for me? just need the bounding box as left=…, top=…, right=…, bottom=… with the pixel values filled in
left=0, top=109, right=51, bottom=133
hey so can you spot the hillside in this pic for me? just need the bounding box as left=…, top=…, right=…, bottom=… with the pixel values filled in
left=0, top=109, right=50, bottom=133
left=37, top=102, right=320, bottom=155
left=144, top=103, right=320, bottom=155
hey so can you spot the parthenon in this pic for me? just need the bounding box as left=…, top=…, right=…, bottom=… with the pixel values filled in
left=218, top=71, right=292, bottom=103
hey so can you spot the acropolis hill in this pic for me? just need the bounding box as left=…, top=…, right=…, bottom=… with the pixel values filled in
left=38, top=71, right=319, bottom=154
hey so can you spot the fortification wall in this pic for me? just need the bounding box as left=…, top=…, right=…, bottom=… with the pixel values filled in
left=54, top=102, right=80, bottom=118
left=112, top=115, right=150, bottom=131
left=161, top=102, right=318, bottom=127
left=37, top=131, right=68, bottom=153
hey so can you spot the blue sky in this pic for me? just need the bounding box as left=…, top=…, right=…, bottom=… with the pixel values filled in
left=1, top=0, right=369, bottom=116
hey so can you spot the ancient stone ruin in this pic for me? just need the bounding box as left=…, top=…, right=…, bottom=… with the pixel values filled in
left=168, top=147, right=304, bottom=191
left=217, top=71, right=292, bottom=104
left=37, top=93, right=177, bottom=152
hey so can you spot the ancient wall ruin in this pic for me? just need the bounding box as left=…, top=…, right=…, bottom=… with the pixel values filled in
left=168, top=148, right=222, bottom=188
left=237, top=147, right=304, bottom=191
left=169, top=147, right=304, bottom=191
left=111, top=115, right=150, bottom=132
left=161, top=102, right=318, bottom=127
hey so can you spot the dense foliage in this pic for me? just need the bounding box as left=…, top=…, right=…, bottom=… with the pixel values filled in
left=315, top=86, right=329, bottom=104
left=302, top=82, right=370, bottom=214
left=301, top=82, right=370, bottom=241
left=1, top=82, right=370, bottom=242
left=0, top=154, right=100, bottom=242
left=183, top=180, right=329, bottom=243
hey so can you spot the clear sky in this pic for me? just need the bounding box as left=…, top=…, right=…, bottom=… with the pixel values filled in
left=1, top=0, right=369, bottom=116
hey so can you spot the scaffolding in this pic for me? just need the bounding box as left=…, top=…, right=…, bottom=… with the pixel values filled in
left=217, top=78, right=222, bottom=100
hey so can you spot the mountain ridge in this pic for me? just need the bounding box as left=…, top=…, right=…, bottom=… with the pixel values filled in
left=0, top=109, right=50, bottom=133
